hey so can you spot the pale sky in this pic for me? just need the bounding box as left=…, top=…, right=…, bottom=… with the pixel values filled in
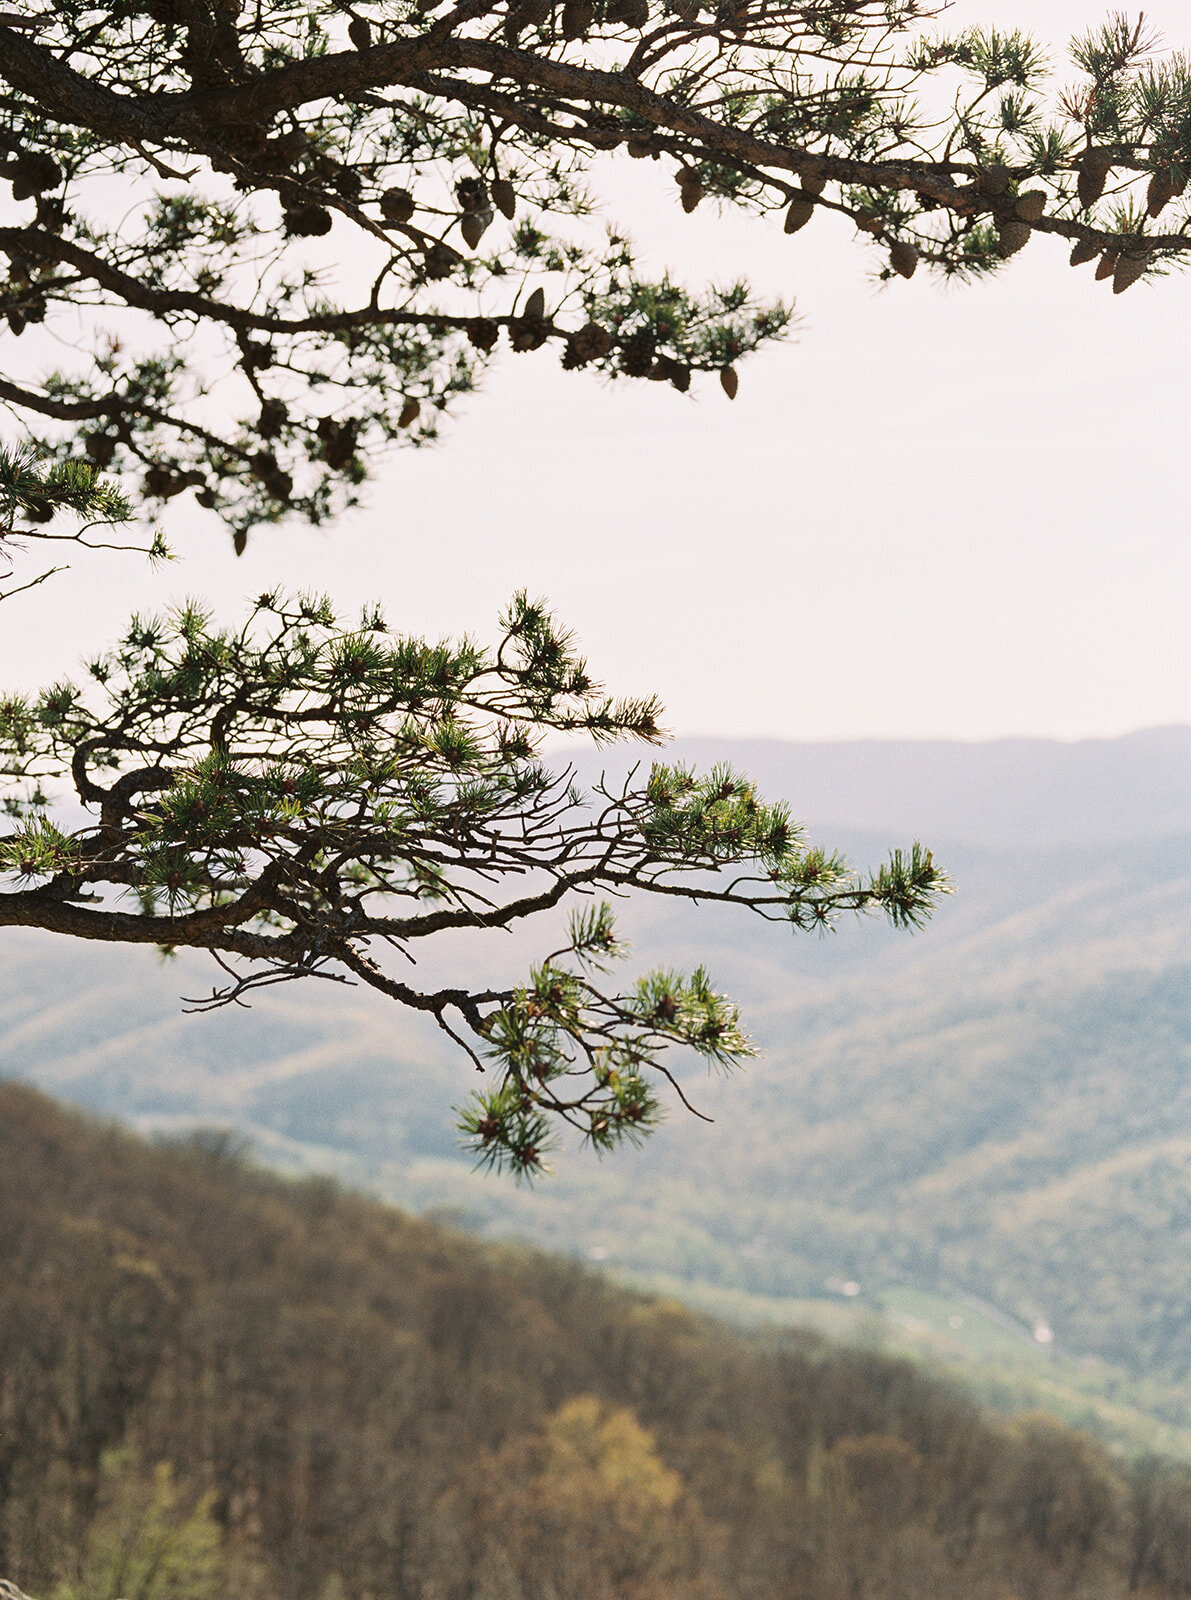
left=2, top=0, right=1188, bottom=743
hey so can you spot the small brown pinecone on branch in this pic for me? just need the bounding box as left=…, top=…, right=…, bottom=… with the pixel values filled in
left=85, top=433, right=117, bottom=467
left=649, top=356, right=690, bottom=391
left=460, top=209, right=493, bottom=249
left=509, top=289, right=548, bottom=352
left=995, top=218, right=1031, bottom=257
left=607, top=0, right=649, bottom=24
left=283, top=204, right=332, bottom=237
left=8, top=151, right=62, bottom=202
left=889, top=238, right=918, bottom=278
left=423, top=242, right=458, bottom=279
left=676, top=167, right=704, bottom=212
left=567, top=321, right=614, bottom=364
left=379, top=187, right=415, bottom=224
left=468, top=318, right=500, bottom=351
left=1077, top=149, right=1112, bottom=209
left=316, top=416, right=358, bottom=468
left=784, top=195, right=814, bottom=233
left=1112, top=252, right=1149, bottom=293
left=1014, top=190, right=1046, bottom=222
left=618, top=328, right=657, bottom=376
left=491, top=178, right=517, bottom=219
left=561, top=0, right=594, bottom=34
left=1146, top=170, right=1176, bottom=218
left=258, top=399, right=287, bottom=440
left=975, top=163, right=1011, bottom=197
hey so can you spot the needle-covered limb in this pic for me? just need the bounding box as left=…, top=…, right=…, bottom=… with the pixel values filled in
left=0, top=589, right=947, bottom=1175
left=3, top=4, right=1188, bottom=547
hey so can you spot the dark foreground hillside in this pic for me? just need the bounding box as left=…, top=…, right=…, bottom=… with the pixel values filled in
left=4, top=1085, right=1191, bottom=1600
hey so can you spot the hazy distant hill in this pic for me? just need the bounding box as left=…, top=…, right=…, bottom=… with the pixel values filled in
left=653, top=726, right=1191, bottom=849
left=3, top=729, right=1190, bottom=1440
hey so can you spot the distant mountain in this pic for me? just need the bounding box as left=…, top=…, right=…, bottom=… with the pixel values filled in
left=565, top=725, right=1191, bottom=849
left=3, top=728, right=1190, bottom=1443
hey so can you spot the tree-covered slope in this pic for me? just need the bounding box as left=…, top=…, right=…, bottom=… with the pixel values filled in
left=7, top=1080, right=1191, bottom=1600
left=2, top=732, right=1188, bottom=1407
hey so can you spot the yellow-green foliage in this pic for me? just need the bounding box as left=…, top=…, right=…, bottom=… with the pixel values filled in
left=52, top=1454, right=222, bottom=1600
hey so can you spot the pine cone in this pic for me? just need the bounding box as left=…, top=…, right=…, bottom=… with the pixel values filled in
left=1068, top=238, right=1100, bottom=267
left=319, top=419, right=357, bottom=469
left=263, top=470, right=293, bottom=502
left=1146, top=171, right=1175, bottom=218
left=10, top=151, right=61, bottom=202
left=143, top=466, right=185, bottom=499
left=889, top=239, right=918, bottom=278
left=258, top=131, right=306, bottom=173
left=347, top=15, right=371, bottom=47
left=618, top=328, right=657, bottom=376
left=1112, top=252, right=1148, bottom=293
left=468, top=318, right=500, bottom=351
left=677, top=168, right=704, bottom=212
left=258, top=399, right=287, bottom=440
left=456, top=176, right=489, bottom=212
left=649, top=356, right=690, bottom=391
left=509, top=318, right=549, bottom=352
left=283, top=205, right=333, bottom=237
left=720, top=365, right=739, bottom=399
left=1077, top=150, right=1112, bottom=209
left=975, top=163, right=1011, bottom=196
left=561, top=0, right=594, bottom=34
left=85, top=433, right=117, bottom=467
left=1094, top=248, right=1119, bottom=281
left=491, top=178, right=517, bottom=219
left=567, top=321, right=614, bottom=363
left=995, top=218, right=1031, bottom=257
left=460, top=208, right=493, bottom=249
left=379, top=187, right=415, bottom=224
left=585, top=114, right=623, bottom=149
left=1014, top=190, right=1046, bottom=222
left=423, top=243, right=458, bottom=279
left=398, top=398, right=421, bottom=428
left=784, top=195, right=814, bottom=233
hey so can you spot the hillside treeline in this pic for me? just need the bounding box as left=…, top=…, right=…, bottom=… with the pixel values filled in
left=3, top=1084, right=1191, bottom=1600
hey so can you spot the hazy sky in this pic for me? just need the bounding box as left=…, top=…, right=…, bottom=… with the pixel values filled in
left=3, top=0, right=1188, bottom=744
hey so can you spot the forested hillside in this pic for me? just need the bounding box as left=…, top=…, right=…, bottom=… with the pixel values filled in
left=2, top=731, right=1187, bottom=1435
left=6, top=1081, right=1191, bottom=1600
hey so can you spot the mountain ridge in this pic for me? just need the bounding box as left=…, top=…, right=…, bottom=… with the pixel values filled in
left=2, top=725, right=1189, bottom=1448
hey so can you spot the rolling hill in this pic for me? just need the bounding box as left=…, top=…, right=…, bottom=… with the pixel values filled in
left=3, top=727, right=1189, bottom=1447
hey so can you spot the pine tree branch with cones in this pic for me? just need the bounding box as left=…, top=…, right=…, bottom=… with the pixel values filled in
left=2, top=3, right=1188, bottom=548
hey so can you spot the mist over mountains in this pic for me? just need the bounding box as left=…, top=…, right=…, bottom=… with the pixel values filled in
left=3, top=727, right=1189, bottom=1438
